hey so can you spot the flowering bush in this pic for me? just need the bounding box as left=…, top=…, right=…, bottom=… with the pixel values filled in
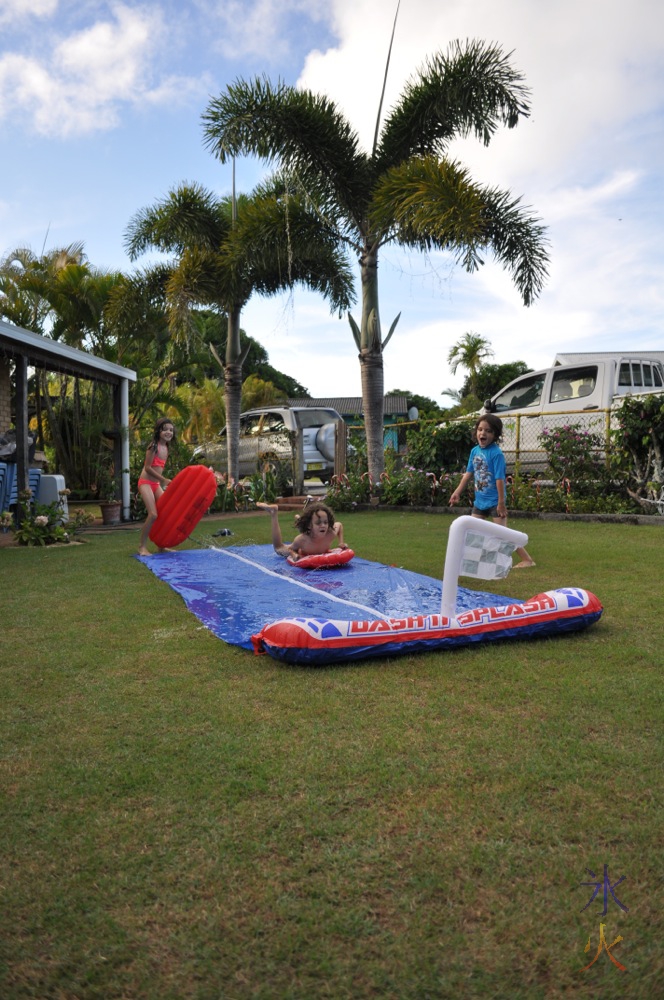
left=538, top=424, right=604, bottom=480
left=6, top=488, right=96, bottom=544
left=379, top=466, right=438, bottom=507
left=13, top=489, right=70, bottom=546
left=324, top=471, right=373, bottom=511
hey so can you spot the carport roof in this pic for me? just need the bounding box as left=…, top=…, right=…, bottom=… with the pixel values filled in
left=0, top=319, right=136, bottom=384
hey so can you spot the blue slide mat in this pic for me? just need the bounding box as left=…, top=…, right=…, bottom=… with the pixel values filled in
left=136, top=544, right=518, bottom=650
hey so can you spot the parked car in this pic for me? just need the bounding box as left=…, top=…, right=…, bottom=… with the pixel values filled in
left=193, top=405, right=346, bottom=481
left=481, top=353, right=664, bottom=471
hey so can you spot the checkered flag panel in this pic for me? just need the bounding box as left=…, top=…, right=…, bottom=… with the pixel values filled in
left=460, top=530, right=516, bottom=580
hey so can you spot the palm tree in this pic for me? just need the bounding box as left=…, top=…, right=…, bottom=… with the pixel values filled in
left=124, top=179, right=354, bottom=480
left=447, top=332, right=494, bottom=399
left=202, top=39, right=550, bottom=481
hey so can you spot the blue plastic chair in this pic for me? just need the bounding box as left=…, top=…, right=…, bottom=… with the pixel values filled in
left=4, top=465, right=40, bottom=510
left=1, top=463, right=16, bottom=512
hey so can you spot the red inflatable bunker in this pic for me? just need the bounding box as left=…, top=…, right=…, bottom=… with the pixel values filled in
left=149, top=465, right=217, bottom=548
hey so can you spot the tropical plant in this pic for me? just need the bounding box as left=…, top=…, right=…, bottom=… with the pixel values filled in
left=124, top=179, right=353, bottom=481
left=202, top=38, right=549, bottom=484
left=447, top=332, right=494, bottom=398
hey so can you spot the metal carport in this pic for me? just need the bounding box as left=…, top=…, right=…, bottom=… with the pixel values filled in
left=0, top=319, right=137, bottom=520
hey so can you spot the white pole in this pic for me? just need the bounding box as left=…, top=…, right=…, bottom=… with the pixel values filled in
left=120, top=378, right=131, bottom=521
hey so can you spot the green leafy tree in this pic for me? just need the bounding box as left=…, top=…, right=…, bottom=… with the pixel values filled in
left=611, top=394, right=664, bottom=500
left=202, top=39, right=549, bottom=481
left=125, top=179, right=353, bottom=480
left=388, top=388, right=445, bottom=418
left=196, top=312, right=309, bottom=396
left=460, top=360, right=531, bottom=403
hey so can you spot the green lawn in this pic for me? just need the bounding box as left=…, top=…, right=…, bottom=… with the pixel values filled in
left=1, top=511, right=661, bottom=999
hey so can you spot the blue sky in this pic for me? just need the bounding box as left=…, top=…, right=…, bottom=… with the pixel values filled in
left=1, top=0, right=662, bottom=403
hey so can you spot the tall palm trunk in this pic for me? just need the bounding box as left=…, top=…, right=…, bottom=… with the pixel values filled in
left=224, top=306, right=243, bottom=482
left=359, top=248, right=385, bottom=482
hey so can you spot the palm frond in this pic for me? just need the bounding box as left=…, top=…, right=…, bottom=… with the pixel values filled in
left=124, top=183, right=231, bottom=259
left=370, top=156, right=488, bottom=253
left=375, top=40, right=531, bottom=169
left=222, top=191, right=356, bottom=314
left=370, top=156, right=549, bottom=305
left=476, top=186, right=550, bottom=306
left=202, top=78, right=372, bottom=228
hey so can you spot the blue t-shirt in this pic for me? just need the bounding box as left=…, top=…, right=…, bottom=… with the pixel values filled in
left=466, top=442, right=506, bottom=510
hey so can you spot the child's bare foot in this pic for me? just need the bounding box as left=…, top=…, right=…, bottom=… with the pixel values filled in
left=513, top=559, right=536, bottom=569
left=138, top=546, right=151, bottom=556
left=256, top=502, right=278, bottom=514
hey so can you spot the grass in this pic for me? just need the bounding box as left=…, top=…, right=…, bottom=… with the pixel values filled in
left=0, top=510, right=662, bottom=999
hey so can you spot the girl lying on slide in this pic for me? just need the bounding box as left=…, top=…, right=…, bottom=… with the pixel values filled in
left=256, top=501, right=348, bottom=562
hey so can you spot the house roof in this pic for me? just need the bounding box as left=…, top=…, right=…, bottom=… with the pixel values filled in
left=287, top=395, right=409, bottom=416
left=0, top=319, right=136, bottom=384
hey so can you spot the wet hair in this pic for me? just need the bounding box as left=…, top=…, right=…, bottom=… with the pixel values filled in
left=474, top=413, right=503, bottom=442
left=295, top=502, right=335, bottom=535
left=150, top=417, right=175, bottom=453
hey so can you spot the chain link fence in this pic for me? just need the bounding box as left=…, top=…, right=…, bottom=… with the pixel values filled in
left=345, top=408, right=614, bottom=475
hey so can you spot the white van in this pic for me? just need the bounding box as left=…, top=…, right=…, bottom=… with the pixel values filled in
left=482, top=353, right=664, bottom=471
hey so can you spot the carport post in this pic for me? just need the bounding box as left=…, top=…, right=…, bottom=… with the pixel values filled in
left=120, top=378, right=130, bottom=520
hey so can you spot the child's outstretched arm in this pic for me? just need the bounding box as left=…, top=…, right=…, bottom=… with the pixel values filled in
left=333, top=520, right=348, bottom=549
left=449, top=472, right=472, bottom=506
left=496, top=478, right=507, bottom=519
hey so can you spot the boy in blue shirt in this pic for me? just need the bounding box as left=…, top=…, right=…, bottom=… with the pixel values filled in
left=450, top=414, right=535, bottom=568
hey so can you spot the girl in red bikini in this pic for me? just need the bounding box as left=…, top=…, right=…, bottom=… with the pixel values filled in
left=137, top=418, right=175, bottom=555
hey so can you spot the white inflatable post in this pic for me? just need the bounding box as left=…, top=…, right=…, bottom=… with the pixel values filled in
left=441, top=515, right=529, bottom=619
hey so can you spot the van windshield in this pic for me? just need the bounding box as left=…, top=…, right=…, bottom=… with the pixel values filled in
left=493, top=374, right=545, bottom=411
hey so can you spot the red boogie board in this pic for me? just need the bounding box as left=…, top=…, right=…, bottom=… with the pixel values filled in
left=149, top=465, right=218, bottom=548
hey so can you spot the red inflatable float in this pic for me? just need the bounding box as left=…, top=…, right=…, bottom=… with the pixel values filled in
left=287, top=548, right=355, bottom=569
left=149, top=465, right=217, bottom=548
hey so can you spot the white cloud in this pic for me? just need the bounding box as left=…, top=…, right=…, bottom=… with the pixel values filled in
left=199, top=0, right=332, bottom=61
left=0, top=2, right=207, bottom=136
left=0, top=0, right=58, bottom=24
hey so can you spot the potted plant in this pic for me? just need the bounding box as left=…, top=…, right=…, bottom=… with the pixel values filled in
left=93, top=468, right=123, bottom=525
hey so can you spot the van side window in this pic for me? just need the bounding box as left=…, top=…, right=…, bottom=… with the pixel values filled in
left=654, top=366, right=663, bottom=388
left=631, top=362, right=643, bottom=387
left=551, top=376, right=574, bottom=402
left=619, top=363, right=631, bottom=386
left=261, top=413, right=287, bottom=434
left=241, top=416, right=263, bottom=437
left=550, top=366, right=597, bottom=403
left=643, top=364, right=654, bottom=387
left=493, top=373, right=545, bottom=411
